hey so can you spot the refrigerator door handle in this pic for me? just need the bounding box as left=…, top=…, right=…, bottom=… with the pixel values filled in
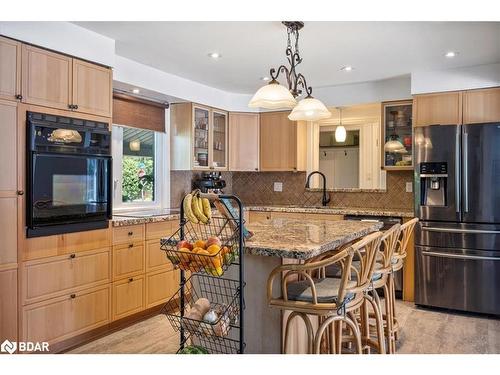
left=422, top=251, right=500, bottom=262
left=462, top=130, right=469, bottom=213
left=455, top=128, right=461, bottom=213
left=422, top=226, right=500, bottom=234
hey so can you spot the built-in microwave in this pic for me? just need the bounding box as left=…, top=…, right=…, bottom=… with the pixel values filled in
left=26, top=112, right=112, bottom=238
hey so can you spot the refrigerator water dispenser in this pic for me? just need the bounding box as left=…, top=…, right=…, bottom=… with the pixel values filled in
left=420, top=162, right=447, bottom=206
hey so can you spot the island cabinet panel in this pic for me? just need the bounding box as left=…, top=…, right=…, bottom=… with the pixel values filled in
left=0, top=268, right=18, bottom=343
left=463, top=87, right=500, bottom=124
left=112, top=243, right=145, bottom=281
left=0, top=36, right=21, bottom=101
left=248, top=211, right=273, bottom=224
left=22, top=284, right=110, bottom=344
left=21, top=44, right=72, bottom=110
left=259, top=111, right=307, bottom=171
left=112, top=276, right=144, bottom=321
left=72, top=59, right=112, bottom=117
left=23, top=248, right=111, bottom=305
left=113, top=224, right=145, bottom=245
left=229, top=112, right=260, bottom=171
left=413, top=91, right=463, bottom=127
left=145, top=269, right=179, bottom=308
left=24, top=227, right=111, bottom=260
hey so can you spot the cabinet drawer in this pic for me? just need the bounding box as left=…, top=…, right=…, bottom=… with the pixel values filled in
left=112, top=276, right=144, bottom=321
left=22, top=285, right=110, bottom=344
left=24, top=248, right=110, bottom=304
left=146, top=220, right=175, bottom=240
left=248, top=211, right=272, bottom=223
left=146, top=269, right=179, bottom=309
left=112, top=243, right=144, bottom=281
left=146, top=239, right=173, bottom=273
left=112, top=224, right=144, bottom=245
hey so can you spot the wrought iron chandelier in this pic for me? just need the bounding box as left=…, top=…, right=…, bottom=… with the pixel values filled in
left=249, top=22, right=331, bottom=121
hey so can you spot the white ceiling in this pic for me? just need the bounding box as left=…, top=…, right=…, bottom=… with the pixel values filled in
left=75, top=21, right=500, bottom=94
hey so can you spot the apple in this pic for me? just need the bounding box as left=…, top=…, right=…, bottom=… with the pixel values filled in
left=206, top=236, right=221, bottom=248
left=176, top=240, right=193, bottom=251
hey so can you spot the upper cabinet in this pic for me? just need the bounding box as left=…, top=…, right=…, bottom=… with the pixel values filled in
left=382, top=100, right=413, bottom=170
left=259, top=111, right=306, bottom=172
left=0, top=36, right=21, bottom=101
left=463, top=87, right=500, bottom=124
left=170, top=102, right=228, bottom=171
left=21, top=43, right=112, bottom=117
left=72, top=59, right=113, bottom=117
left=229, top=112, right=260, bottom=171
left=413, top=91, right=463, bottom=127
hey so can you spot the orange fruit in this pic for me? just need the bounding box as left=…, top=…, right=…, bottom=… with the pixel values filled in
left=206, top=244, right=221, bottom=255
left=194, top=240, right=207, bottom=249
left=210, top=254, right=222, bottom=269
left=192, top=247, right=205, bottom=254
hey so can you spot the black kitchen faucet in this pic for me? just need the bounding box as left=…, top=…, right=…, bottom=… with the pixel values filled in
left=305, top=171, right=331, bottom=207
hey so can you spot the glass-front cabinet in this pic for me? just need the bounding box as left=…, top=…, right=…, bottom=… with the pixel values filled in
left=381, top=100, right=413, bottom=170
left=191, top=105, right=228, bottom=170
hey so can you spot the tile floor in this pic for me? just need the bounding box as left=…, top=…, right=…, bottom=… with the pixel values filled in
left=69, top=301, right=500, bottom=354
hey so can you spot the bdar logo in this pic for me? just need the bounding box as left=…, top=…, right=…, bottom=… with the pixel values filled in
left=1, top=339, right=17, bottom=354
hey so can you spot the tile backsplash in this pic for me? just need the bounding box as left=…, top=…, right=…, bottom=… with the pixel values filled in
left=170, top=170, right=414, bottom=211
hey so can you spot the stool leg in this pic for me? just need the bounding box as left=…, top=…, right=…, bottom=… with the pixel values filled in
left=314, top=315, right=342, bottom=354
left=366, top=291, right=386, bottom=354
left=384, top=282, right=395, bottom=354
left=361, top=298, right=370, bottom=353
left=343, top=315, right=362, bottom=354
left=283, top=311, right=314, bottom=354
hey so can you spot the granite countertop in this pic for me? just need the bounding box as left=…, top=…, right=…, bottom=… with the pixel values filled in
left=246, top=205, right=415, bottom=218
left=112, top=209, right=180, bottom=227
left=245, top=218, right=383, bottom=260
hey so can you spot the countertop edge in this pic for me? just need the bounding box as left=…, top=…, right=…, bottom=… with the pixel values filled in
left=246, top=205, right=415, bottom=218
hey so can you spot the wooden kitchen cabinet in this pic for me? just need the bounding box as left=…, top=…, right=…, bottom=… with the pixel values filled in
left=112, top=243, right=145, bottom=281
left=229, top=112, right=260, bottom=171
left=145, top=269, right=179, bottom=308
left=413, top=91, right=463, bottom=127
left=0, top=268, right=18, bottom=343
left=21, top=44, right=73, bottom=110
left=112, top=224, right=145, bottom=245
left=463, top=87, right=500, bottom=124
left=0, top=36, right=21, bottom=101
left=259, top=111, right=306, bottom=171
left=112, top=276, right=144, bottom=321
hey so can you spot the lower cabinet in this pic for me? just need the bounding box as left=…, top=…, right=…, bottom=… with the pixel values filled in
left=112, top=243, right=145, bottom=281
left=0, top=268, right=18, bottom=343
left=145, top=269, right=180, bottom=309
left=112, top=276, right=144, bottom=321
left=22, top=285, right=110, bottom=344
left=248, top=211, right=344, bottom=223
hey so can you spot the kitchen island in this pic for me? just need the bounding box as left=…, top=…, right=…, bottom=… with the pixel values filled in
left=237, top=217, right=382, bottom=354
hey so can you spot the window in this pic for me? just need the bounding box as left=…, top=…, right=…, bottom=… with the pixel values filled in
left=112, top=125, right=168, bottom=211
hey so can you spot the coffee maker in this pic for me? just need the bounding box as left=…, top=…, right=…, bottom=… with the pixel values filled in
left=419, top=162, right=447, bottom=206
left=193, top=172, right=226, bottom=194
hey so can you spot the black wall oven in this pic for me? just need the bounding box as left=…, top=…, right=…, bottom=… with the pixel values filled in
left=26, top=112, right=112, bottom=237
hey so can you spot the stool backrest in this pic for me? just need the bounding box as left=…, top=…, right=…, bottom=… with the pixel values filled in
left=395, top=218, right=418, bottom=258
left=379, top=223, right=401, bottom=270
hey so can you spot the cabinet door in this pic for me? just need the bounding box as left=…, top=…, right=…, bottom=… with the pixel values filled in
left=112, top=243, right=145, bottom=281
left=112, top=276, right=144, bottom=321
left=72, top=59, right=112, bottom=117
left=229, top=113, right=260, bottom=171
left=145, top=269, right=179, bottom=308
left=260, top=111, right=297, bottom=171
left=21, top=45, right=72, bottom=110
left=192, top=105, right=211, bottom=169
left=0, top=36, right=21, bottom=101
left=0, top=268, right=18, bottom=343
left=463, top=87, right=500, bottom=124
left=414, top=91, right=462, bottom=127
left=0, top=197, right=18, bottom=266
left=211, top=110, right=228, bottom=170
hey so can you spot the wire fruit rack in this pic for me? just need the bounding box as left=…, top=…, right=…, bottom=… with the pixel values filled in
left=160, top=194, right=245, bottom=354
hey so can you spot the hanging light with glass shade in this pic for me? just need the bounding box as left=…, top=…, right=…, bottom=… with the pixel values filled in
left=384, top=134, right=405, bottom=153
left=249, top=22, right=331, bottom=122
left=129, top=139, right=141, bottom=151
left=335, top=107, right=347, bottom=142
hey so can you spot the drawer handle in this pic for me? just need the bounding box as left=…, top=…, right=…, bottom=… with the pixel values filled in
left=128, top=244, right=134, bottom=248
left=69, top=253, right=76, bottom=259
left=128, top=277, right=134, bottom=282
left=70, top=293, right=76, bottom=299
left=128, top=231, right=133, bottom=236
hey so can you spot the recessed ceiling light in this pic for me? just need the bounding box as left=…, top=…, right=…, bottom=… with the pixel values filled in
left=208, top=52, right=221, bottom=59
left=340, top=66, right=353, bottom=72
left=132, top=88, right=140, bottom=94
left=260, top=76, right=270, bottom=81
left=445, top=51, right=458, bottom=58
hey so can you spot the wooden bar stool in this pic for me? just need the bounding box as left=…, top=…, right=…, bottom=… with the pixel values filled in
left=267, top=231, right=383, bottom=354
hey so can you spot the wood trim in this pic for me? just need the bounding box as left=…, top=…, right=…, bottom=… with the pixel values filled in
left=19, top=102, right=112, bottom=124
left=402, top=217, right=415, bottom=302
left=0, top=262, right=18, bottom=272
left=112, top=95, right=166, bottom=132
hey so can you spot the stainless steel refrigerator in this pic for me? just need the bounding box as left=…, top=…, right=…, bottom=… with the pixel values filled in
left=415, top=122, right=500, bottom=315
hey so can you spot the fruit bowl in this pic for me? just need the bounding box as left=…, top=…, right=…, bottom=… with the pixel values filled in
left=160, top=216, right=241, bottom=277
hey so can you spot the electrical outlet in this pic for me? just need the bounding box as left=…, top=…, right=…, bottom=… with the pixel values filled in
left=273, top=182, right=283, bottom=192
left=406, top=182, right=413, bottom=193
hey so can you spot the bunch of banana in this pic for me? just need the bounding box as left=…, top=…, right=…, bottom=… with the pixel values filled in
left=183, top=190, right=212, bottom=224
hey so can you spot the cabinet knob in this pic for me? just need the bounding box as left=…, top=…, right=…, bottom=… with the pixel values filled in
left=69, top=253, right=76, bottom=259
left=128, top=278, right=134, bottom=282
left=17, top=190, right=24, bottom=196
left=74, top=104, right=79, bottom=110
left=15, top=94, right=22, bottom=100
left=128, top=231, right=133, bottom=236
left=254, top=168, right=258, bottom=171
left=128, top=244, right=133, bottom=248
left=68, top=104, right=73, bottom=110
left=70, top=293, right=76, bottom=299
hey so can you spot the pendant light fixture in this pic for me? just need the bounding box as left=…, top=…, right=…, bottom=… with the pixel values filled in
left=384, top=134, right=405, bottom=152
left=249, top=22, right=331, bottom=122
left=335, top=107, right=347, bottom=142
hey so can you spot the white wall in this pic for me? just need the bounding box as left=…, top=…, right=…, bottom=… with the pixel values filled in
left=411, top=63, right=500, bottom=94
left=314, top=75, right=412, bottom=107
left=0, top=21, right=115, bottom=67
